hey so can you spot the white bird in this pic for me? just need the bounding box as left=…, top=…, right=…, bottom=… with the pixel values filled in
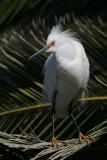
left=28, top=25, right=94, bottom=146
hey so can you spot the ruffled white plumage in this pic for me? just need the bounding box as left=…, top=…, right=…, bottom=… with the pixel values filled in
left=43, top=26, right=89, bottom=117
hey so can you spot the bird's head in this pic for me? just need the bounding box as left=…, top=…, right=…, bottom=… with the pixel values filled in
left=46, top=25, right=73, bottom=52
left=28, top=25, right=76, bottom=60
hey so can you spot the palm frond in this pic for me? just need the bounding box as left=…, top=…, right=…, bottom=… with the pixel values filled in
left=0, top=121, right=107, bottom=159
left=0, top=0, right=107, bottom=30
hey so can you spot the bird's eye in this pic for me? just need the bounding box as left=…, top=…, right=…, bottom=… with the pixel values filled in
left=51, top=41, right=55, bottom=46
left=47, top=41, right=55, bottom=48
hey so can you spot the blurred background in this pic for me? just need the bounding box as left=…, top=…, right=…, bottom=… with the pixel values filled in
left=0, top=0, right=107, bottom=159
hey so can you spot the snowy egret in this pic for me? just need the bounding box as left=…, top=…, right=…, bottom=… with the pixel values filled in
left=29, top=25, right=94, bottom=146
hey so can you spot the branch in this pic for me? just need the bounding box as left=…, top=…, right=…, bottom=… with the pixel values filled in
left=0, top=121, right=107, bottom=160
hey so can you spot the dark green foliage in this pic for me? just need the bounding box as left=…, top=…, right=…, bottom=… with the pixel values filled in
left=0, top=0, right=107, bottom=30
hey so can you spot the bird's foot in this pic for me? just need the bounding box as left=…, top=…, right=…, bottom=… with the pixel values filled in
left=52, top=137, right=67, bottom=148
left=79, top=132, right=94, bottom=144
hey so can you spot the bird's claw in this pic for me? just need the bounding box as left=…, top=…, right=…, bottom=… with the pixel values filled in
left=52, top=137, right=59, bottom=148
left=52, top=137, right=67, bottom=148
left=79, top=132, right=94, bottom=144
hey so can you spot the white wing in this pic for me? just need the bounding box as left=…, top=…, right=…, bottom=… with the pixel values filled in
left=43, top=53, right=57, bottom=102
left=73, top=41, right=90, bottom=105
left=73, top=40, right=90, bottom=89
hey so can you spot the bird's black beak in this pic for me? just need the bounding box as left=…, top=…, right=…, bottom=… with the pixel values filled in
left=28, top=47, right=48, bottom=61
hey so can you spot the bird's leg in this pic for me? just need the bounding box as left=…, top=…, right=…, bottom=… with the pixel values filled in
left=51, top=113, right=59, bottom=148
left=51, top=113, right=68, bottom=148
left=51, top=91, right=66, bottom=148
left=69, top=105, right=94, bottom=143
left=51, top=114, right=67, bottom=148
left=51, top=90, right=58, bottom=148
left=52, top=113, right=55, bottom=146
